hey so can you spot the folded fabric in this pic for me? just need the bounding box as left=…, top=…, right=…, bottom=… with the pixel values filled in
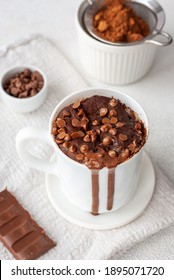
left=0, top=35, right=174, bottom=260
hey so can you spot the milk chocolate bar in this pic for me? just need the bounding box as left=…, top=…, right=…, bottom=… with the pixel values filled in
left=0, top=189, right=56, bottom=260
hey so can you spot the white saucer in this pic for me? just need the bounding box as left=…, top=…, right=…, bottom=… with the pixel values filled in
left=45, top=152, right=155, bottom=230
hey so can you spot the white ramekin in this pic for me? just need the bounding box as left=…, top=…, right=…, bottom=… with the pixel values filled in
left=76, top=0, right=172, bottom=85
left=0, top=66, right=47, bottom=113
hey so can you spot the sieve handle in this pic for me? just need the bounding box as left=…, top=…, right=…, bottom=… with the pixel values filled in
left=145, top=31, right=173, bottom=46
left=86, top=0, right=95, bottom=5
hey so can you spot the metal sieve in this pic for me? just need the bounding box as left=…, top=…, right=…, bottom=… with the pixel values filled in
left=84, top=0, right=172, bottom=46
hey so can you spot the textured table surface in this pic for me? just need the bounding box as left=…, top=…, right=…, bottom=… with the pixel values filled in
left=0, top=0, right=174, bottom=259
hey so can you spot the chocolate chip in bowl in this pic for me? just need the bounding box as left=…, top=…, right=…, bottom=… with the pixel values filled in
left=3, top=68, right=44, bottom=99
left=51, top=94, right=147, bottom=215
left=0, top=66, right=47, bottom=113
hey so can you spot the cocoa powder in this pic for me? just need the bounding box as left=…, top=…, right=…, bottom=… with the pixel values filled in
left=93, top=0, right=150, bottom=43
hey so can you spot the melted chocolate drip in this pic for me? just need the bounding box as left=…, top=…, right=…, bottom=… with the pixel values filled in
left=91, top=168, right=116, bottom=215
left=91, top=171, right=99, bottom=215
left=107, top=168, right=116, bottom=210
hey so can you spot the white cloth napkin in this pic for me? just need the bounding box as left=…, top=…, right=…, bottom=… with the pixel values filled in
left=0, top=35, right=174, bottom=260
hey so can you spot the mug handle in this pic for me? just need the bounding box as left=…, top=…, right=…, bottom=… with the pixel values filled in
left=145, top=31, right=173, bottom=46
left=16, top=127, right=59, bottom=176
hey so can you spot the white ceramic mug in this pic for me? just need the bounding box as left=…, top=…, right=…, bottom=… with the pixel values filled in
left=16, top=88, right=149, bottom=214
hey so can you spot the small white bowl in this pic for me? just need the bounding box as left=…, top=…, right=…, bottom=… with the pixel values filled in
left=0, top=66, right=47, bottom=113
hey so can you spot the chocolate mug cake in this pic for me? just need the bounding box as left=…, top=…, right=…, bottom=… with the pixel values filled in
left=51, top=95, right=147, bottom=215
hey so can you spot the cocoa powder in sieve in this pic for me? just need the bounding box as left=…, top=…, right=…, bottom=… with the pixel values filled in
left=93, top=0, right=150, bottom=43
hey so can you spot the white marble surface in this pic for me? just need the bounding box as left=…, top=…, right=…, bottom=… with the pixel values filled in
left=0, top=0, right=174, bottom=259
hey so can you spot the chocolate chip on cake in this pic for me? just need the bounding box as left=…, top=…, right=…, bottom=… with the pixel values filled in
left=58, top=128, right=66, bottom=133
left=92, top=120, right=99, bottom=126
left=101, top=124, right=109, bottom=133
left=116, top=122, right=125, bottom=128
left=58, top=132, right=67, bottom=139
left=62, top=142, right=70, bottom=149
left=109, top=109, right=117, bottom=117
left=76, top=154, right=84, bottom=161
left=103, top=136, right=112, bottom=146
left=72, top=119, right=81, bottom=127
left=109, top=98, right=118, bottom=107
left=108, top=150, right=116, bottom=158
left=71, top=132, right=81, bottom=139
left=63, top=110, right=71, bottom=117
left=135, top=123, right=142, bottom=130
left=72, top=99, right=81, bottom=109
left=100, top=107, right=108, bottom=117
left=109, top=128, right=117, bottom=135
left=64, top=134, right=71, bottom=141
left=83, top=135, right=91, bottom=143
left=110, top=117, right=118, bottom=124
left=119, top=134, right=128, bottom=141
left=51, top=126, right=57, bottom=135
left=77, top=108, right=84, bottom=116
left=69, top=145, right=76, bottom=153
left=80, top=144, right=89, bottom=153
left=102, top=117, right=110, bottom=124
left=56, top=118, right=66, bottom=128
